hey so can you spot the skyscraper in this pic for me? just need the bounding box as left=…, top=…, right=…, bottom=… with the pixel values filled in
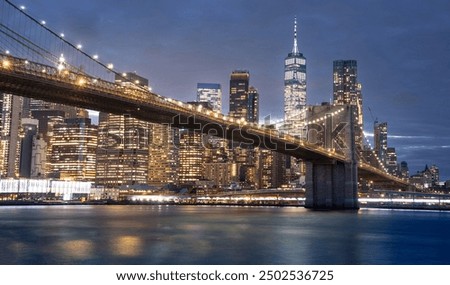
left=374, top=121, right=388, bottom=164
left=197, top=83, right=222, bottom=112
left=49, top=118, right=98, bottom=181
left=284, top=17, right=307, bottom=138
left=148, top=123, right=179, bottom=186
left=228, top=70, right=260, bottom=188
left=229, top=70, right=250, bottom=120
left=247, top=86, right=259, bottom=123
left=333, top=60, right=363, bottom=149
left=96, top=72, right=151, bottom=187
left=178, top=129, right=204, bottom=184
left=0, top=93, right=23, bottom=178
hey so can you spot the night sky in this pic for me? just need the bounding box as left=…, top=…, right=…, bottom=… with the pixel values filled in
left=17, top=0, right=450, bottom=180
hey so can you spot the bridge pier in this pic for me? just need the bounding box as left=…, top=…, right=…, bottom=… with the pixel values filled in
left=305, top=160, right=359, bottom=210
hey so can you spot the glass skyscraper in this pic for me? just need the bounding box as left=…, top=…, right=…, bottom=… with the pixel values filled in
left=284, top=17, right=307, bottom=138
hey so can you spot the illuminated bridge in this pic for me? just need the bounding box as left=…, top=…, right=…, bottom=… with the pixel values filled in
left=0, top=0, right=408, bottom=209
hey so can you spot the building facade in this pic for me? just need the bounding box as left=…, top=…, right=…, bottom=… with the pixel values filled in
left=49, top=118, right=98, bottom=181
left=148, top=123, right=179, bottom=186
left=197, top=83, right=222, bottom=112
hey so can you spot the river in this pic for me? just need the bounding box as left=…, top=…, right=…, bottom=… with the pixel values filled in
left=1, top=205, right=449, bottom=264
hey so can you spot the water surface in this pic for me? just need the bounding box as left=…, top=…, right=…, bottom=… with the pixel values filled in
left=0, top=205, right=449, bottom=264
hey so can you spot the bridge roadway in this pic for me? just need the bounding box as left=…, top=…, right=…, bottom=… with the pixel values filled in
left=0, top=54, right=407, bottom=188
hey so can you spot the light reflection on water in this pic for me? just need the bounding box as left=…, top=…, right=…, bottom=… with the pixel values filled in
left=0, top=205, right=449, bottom=265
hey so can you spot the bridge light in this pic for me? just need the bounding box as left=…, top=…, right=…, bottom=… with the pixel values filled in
left=2, top=59, right=10, bottom=68
left=41, top=20, right=46, bottom=25
left=107, top=63, right=114, bottom=69
left=20, top=5, right=26, bottom=10
left=76, top=44, right=83, bottom=49
left=5, top=50, right=10, bottom=54
left=60, top=33, right=65, bottom=38
left=78, top=78, right=86, bottom=86
left=93, top=54, right=99, bottom=60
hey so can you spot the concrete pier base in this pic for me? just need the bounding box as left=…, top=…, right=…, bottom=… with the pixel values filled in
left=305, top=160, right=359, bottom=210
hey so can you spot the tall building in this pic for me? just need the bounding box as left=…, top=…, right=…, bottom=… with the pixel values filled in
left=148, top=123, right=179, bottom=186
left=284, top=17, right=307, bottom=138
left=96, top=72, right=151, bottom=187
left=229, top=70, right=259, bottom=123
left=0, top=93, right=23, bottom=178
left=229, top=70, right=250, bottom=120
left=178, top=129, right=204, bottom=184
left=247, top=86, right=259, bottom=123
left=49, top=118, right=98, bottom=181
left=374, top=121, right=388, bottom=165
left=197, top=83, right=222, bottom=112
left=228, top=70, right=260, bottom=188
left=333, top=60, right=363, bottom=149
left=19, top=118, right=39, bottom=178
left=385, top=147, right=398, bottom=175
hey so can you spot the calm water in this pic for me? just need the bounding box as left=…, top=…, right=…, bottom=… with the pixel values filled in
left=0, top=205, right=449, bottom=265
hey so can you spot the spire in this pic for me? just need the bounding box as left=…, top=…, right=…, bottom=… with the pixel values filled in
left=292, top=16, right=299, bottom=54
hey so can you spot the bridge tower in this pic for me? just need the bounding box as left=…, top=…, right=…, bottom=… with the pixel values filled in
left=304, top=104, right=359, bottom=210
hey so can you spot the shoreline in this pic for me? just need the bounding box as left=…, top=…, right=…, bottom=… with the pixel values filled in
left=1, top=200, right=450, bottom=211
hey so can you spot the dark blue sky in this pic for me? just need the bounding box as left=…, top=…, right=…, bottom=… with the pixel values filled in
left=20, top=0, right=450, bottom=180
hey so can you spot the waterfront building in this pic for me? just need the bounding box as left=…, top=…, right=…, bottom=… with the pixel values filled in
left=96, top=72, right=151, bottom=187
left=0, top=93, right=23, bottom=178
left=49, top=118, right=98, bottom=181
left=283, top=17, right=307, bottom=138
left=333, top=60, right=363, bottom=150
left=197, top=83, right=222, bottom=112
left=410, top=165, right=439, bottom=190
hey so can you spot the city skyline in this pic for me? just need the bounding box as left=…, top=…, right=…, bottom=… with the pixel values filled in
left=12, top=0, right=450, bottom=179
